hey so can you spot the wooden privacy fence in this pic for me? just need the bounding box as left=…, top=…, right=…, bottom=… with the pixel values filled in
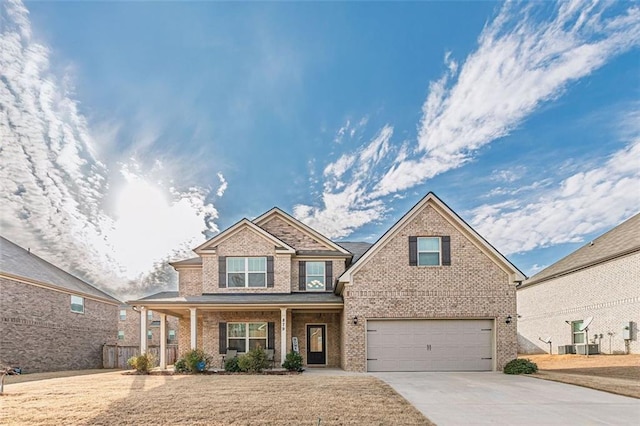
left=103, top=345, right=179, bottom=369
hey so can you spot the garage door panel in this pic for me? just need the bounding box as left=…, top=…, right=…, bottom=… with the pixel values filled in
left=367, top=319, right=494, bottom=372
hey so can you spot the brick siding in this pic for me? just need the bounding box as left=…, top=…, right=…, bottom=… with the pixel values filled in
left=0, top=277, right=118, bottom=373
left=341, top=203, right=517, bottom=372
left=518, top=252, right=640, bottom=355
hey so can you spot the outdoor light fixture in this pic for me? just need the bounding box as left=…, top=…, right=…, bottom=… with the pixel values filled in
left=505, top=315, right=512, bottom=324
left=353, top=316, right=358, bottom=325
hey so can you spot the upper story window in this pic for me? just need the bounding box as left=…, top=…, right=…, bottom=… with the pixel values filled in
left=409, top=236, right=451, bottom=266
left=306, top=262, right=326, bottom=291
left=418, top=237, right=441, bottom=266
left=147, top=330, right=153, bottom=340
left=119, top=309, right=126, bottom=321
left=147, top=310, right=153, bottom=320
left=168, top=330, right=176, bottom=340
left=298, top=261, right=333, bottom=291
left=227, top=257, right=267, bottom=288
left=71, top=295, right=84, bottom=314
left=117, top=330, right=124, bottom=340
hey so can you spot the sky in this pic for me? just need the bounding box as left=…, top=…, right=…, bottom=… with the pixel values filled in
left=1, top=0, right=639, bottom=300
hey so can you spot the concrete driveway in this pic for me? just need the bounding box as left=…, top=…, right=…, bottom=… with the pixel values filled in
left=373, top=372, right=640, bottom=425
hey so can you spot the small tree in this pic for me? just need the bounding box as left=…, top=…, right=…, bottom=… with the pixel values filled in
left=282, top=351, right=304, bottom=372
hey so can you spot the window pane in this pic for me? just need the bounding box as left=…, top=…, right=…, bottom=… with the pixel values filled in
left=418, top=252, right=439, bottom=266
left=71, top=295, right=84, bottom=313
left=249, top=323, right=267, bottom=338
left=228, top=339, right=246, bottom=352
left=227, top=258, right=245, bottom=272
left=418, top=237, right=439, bottom=251
left=119, top=310, right=126, bottom=320
left=248, top=273, right=266, bottom=287
left=249, top=339, right=267, bottom=351
left=572, top=321, right=583, bottom=332
left=306, top=262, right=325, bottom=275
left=228, top=323, right=246, bottom=338
left=306, top=277, right=325, bottom=290
left=248, top=257, right=266, bottom=272
left=573, top=333, right=585, bottom=344
left=228, top=273, right=246, bottom=287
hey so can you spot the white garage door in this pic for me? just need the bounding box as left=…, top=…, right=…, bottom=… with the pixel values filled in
left=366, top=319, right=494, bottom=372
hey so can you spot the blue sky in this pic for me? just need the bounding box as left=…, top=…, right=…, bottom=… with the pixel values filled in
left=1, top=0, right=639, bottom=298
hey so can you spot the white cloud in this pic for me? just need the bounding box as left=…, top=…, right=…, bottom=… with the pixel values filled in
left=469, top=138, right=640, bottom=255
left=296, top=0, right=640, bottom=240
left=216, top=172, right=228, bottom=197
left=0, top=0, right=219, bottom=297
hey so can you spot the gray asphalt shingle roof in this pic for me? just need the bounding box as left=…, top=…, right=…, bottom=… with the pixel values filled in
left=337, top=242, right=373, bottom=263
left=0, top=236, right=120, bottom=303
left=522, top=212, right=640, bottom=287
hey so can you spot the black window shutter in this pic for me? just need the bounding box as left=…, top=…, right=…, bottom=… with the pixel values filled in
left=268, top=322, right=275, bottom=350
left=442, top=236, right=451, bottom=266
left=299, top=261, right=306, bottom=291
left=409, top=236, right=418, bottom=266
left=219, top=322, right=227, bottom=354
left=325, top=261, right=333, bottom=291
left=218, top=256, right=226, bottom=288
left=266, top=256, right=274, bottom=288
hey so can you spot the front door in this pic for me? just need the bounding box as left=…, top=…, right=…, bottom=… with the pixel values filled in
left=306, top=324, right=326, bottom=365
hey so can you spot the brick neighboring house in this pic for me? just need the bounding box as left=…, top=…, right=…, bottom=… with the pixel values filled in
left=518, top=213, right=640, bottom=355
left=0, top=236, right=120, bottom=373
left=117, top=304, right=179, bottom=346
left=129, top=192, right=525, bottom=371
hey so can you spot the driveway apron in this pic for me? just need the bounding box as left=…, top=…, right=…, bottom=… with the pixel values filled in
left=372, top=372, right=640, bottom=426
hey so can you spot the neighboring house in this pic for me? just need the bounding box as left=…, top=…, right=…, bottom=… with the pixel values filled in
left=518, top=213, right=640, bottom=355
left=129, top=192, right=525, bottom=372
left=0, top=236, right=120, bottom=373
left=117, top=305, right=179, bottom=346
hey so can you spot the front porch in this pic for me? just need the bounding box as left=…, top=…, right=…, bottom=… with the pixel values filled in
left=132, top=292, right=343, bottom=370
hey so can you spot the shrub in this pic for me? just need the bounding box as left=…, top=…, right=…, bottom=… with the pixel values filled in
left=504, top=358, right=538, bottom=375
left=128, top=353, right=155, bottom=374
left=183, top=348, right=212, bottom=373
left=282, top=351, right=304, bottom=372
left=237, top=346, right=269, bottom=373
left=224, top=356, right=242, bottom=372
left=173, top=357, right=188, bottom=373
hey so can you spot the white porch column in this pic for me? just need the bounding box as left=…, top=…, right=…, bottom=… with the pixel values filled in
left=190, top=308, right=197, bottom=350
left=139, top=307, right=147, bottom=354
left=159, top=313, right=167, bottom=369
left=280, top=308, right=287, bottom=362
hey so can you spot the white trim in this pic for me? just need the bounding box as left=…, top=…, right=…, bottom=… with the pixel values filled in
left=159, top=313, right=167, bottom=369
left=417, top=236, right=442, bottom=266
left=194, top=219, right=295, bottom=254
left=253, top=208, right=350, bottom=254
left=226, top=257, right=267, bottom=288
left=338, top=193, right=526, bottom=291
left=70, top=294, right=85, bottom=314
left=140, top=307, right=147, bottom=354
left=190, top=308, right=197, bottom=350
left=280, top=308, right=287, bottom=362
left=305, top=261, right=326, bottom=291
left=226, top=321, right=269, bottom=353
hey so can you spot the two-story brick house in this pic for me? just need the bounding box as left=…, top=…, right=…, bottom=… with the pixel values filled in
left=129, top=192, right=525, bottom=371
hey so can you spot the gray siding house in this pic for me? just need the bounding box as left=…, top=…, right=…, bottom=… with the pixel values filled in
left=518, top=213, right=639, bottom=355
left=0, top=236, right=121, bottom=372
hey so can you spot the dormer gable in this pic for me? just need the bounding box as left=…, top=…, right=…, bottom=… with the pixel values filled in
left=254, top=207, right=351, bottom=254
left=337, top=192, right=526, bottom=293
left=194, top=218, right=295, bottom=255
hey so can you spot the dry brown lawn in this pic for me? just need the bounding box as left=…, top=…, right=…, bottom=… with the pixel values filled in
left=0, top=371, right=432, bottom=425
left=520, top=354, right=640, bottom=399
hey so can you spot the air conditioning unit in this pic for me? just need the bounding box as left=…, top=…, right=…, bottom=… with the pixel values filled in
left=576, top=344, right=599, bottom=355
left=557, top=345, right=575, bottom=354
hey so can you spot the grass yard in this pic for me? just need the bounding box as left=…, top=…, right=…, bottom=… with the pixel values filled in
left=521, top=354, right=640, bottom=399
left=0, top=371, right=432, bottom=425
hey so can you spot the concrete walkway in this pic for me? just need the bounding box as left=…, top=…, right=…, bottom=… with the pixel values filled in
left=373, top=372, right=640, bottom=425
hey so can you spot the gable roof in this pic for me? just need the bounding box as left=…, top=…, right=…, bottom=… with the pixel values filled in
left=337, top=192, right=526, bottom=292
left=253, top=207, right=351, bottom=255
left=522, top=212, right=640, bottom=288
left=0, top=236, right=121, bottom=304
left=193, top=218, right=296, bottom=255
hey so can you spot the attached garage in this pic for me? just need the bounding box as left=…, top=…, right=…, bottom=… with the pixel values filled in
left=366, top=319, right=494, bottom=372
